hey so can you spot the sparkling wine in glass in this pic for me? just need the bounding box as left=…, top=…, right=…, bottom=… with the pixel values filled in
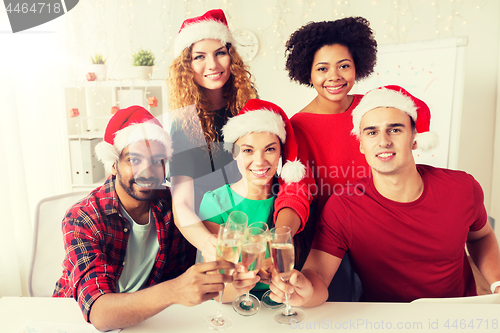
left=232, top=226, right=267, bottom=316
left=248, top=222, right=284, bottom=309
left=205, top=224, right=243, bottom=330
left=270, top=226, right=305, bottom=325
left=247, top=221, right=270, bottom=266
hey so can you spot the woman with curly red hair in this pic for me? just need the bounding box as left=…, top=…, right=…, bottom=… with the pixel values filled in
left=166, top=9, right=257, bottom=261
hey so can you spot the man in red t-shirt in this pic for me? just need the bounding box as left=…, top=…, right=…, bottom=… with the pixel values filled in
left=269, top=85, right=500, bottom=305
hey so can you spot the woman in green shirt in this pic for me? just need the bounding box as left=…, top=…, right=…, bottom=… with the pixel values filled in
left=199, top=99, right=306, bottom=302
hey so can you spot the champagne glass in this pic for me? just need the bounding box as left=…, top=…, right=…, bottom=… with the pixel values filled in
left=205, top=223, right=243, bottom=330
left=226, top=210, right=248, bottom=231
left=248, top=222, right=269, bottom=259
left=232, top=226, right=267, bottom=316
left=270, top=226, right=305, bottom=325
left=257, top=221, right=284, bottom=310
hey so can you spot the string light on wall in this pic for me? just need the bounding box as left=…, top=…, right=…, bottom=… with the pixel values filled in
left=157, top=0, right=174, bottom=68
left=65, top=0, right=487, bottom=89
left=256, top=1, right=289, bottom=67
left=333, top=0, right=350, bottom=17
left=378, top=0, right=481, bottom=44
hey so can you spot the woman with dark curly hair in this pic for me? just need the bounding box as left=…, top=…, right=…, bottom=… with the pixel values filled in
left=276, top=17, right=378, bottom=302
left=166, top=9, right=257, bottom=261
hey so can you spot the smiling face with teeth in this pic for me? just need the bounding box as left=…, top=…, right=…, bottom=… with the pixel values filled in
left=112, top=140, right=167, bottom=204
left=309, top=44, right=356, bottom=113
left=359, top=107, right=417, bottom=176
left=233, top=132, right=282, bottom=198
left=190, top=39, right=231, bottom=94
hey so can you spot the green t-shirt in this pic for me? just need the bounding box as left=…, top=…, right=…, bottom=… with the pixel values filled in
left=199, top=184, right=274, bottom=290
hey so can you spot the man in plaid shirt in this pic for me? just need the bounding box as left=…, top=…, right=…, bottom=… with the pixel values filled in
left=54, top=106, right=236, bottom=331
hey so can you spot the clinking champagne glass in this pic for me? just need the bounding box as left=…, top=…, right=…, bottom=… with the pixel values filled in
left=248, top=222, right=270, bottom=263
left=247, top=222, right=269, bottom=261
left=226, top=210, right=248, bottom=232
left=205, top=223, right=243, bottom=330
left=248, top=223, right=284, bottom=310
left=270, top=226, right=305, bottom=325
left=232, top=225, right=267, bottom=316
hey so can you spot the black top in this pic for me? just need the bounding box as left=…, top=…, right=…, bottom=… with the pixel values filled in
left=168, top=107, right=241, bottom=213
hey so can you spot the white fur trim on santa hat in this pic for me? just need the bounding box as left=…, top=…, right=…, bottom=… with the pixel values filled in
left=114, top=122, right=173, bottom=158
left=351, top=88, right=418, bottom=138
left=222, top=109, right=287, bottom=151
left=280, top=159, right=306, bottom=183
left=415, top=131, right=439, bottom=152
left=96, top=122, right=173, bottom=174
left=95, top=141, right=119, bottom=175
left=173, top=20, right=235, bottom=58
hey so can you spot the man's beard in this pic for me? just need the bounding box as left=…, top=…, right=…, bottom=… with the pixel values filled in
left=116, top=168, right=160, bottom=201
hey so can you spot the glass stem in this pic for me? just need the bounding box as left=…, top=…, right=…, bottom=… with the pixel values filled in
left=215, top=289, right=225, bottom=320
left=284, top=291, right=293, bottom=316
left=244, top=292, right=250, bottom=304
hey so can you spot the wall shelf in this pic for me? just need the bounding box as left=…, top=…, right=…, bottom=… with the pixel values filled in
left=63, top=79, right=167, bottom=191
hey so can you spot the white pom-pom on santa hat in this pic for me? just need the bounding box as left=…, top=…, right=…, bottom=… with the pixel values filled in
left=414, top=131, right=440, bottom=152
left=222, top=99, right=305, bottom=184
left=95, top=105, right=172, bottom=174
left=351, top=85, right=439, bottom=152
left=173, top=9, right=235, bottom=58
left=280, top=159, right=306, bottom=184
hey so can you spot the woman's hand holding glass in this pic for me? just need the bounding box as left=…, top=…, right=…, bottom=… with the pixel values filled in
left=248, top=222, right=271, bottom=285
left=232, top=267, right=260, bottom=294
left=257, top=257, right=273, bottom=285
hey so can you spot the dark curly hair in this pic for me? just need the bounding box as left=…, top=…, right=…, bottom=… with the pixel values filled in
left=285, top=17, right=377, bottom=87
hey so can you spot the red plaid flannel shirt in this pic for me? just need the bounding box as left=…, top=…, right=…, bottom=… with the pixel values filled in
left=53, top=175, right=195, bottom=322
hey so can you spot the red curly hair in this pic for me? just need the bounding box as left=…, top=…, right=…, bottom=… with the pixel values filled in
left=167, top=43, right=257, bottom=147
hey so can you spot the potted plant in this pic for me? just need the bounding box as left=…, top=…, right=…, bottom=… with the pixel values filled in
left=132, top=49, right=155, bottom=80
left=90, top=53, right=107, bottom=80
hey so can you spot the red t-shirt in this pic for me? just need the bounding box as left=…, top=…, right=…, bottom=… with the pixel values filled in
left=290, top=95, right=370, bottom=214
left=314, top=165, right=487, bottom=302
left=274, top=95, right=369, bottom=231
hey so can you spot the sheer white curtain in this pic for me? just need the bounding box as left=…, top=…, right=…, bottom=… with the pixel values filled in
left=0, top=14, right=69, bottom=297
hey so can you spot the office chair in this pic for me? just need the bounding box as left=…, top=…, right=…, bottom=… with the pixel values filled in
left=27, top=191, right=88, bottom=297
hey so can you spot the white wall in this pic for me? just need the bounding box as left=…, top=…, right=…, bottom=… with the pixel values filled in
left=65, top=0, right=499, bottom=214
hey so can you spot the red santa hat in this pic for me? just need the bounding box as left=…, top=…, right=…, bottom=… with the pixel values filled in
left=222, top=99, right=305, bottom=184
left=173, top=9, right=235, bottom=58
left=351, top=85, right=439, bottom=151
left=95, top=105, right=172, bottom=174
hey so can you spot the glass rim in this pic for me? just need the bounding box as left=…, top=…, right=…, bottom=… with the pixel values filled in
left=270, top=225, right=292, bottom=234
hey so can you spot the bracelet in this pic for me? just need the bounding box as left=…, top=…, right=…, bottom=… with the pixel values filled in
left=490, top=281, right=500, bottom=294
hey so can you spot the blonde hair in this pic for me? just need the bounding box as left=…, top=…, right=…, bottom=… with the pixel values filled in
left=167, top=43, right=257, bottom=147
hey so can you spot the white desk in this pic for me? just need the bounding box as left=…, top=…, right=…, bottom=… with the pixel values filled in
left=1, top=296, right=500, bottom=332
